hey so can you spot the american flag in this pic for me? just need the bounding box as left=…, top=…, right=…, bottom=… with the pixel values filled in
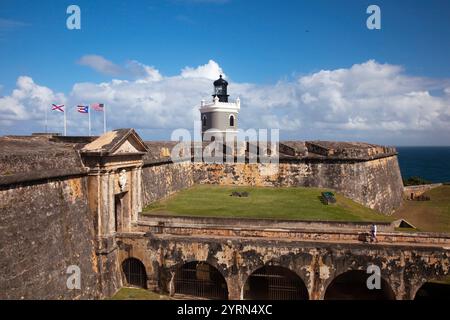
left=91, top=103, right=104, bottom=111
left=77, top=105, right=89, bottom=113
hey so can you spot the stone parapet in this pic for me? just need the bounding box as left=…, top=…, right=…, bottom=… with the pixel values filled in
left=136, top=215, right=450, bottom=247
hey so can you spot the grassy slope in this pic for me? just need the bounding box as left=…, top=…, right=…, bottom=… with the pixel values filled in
left=109, top=287, right=170, bottom=300
left=143, top=185, right=392, bottom=222
left=394, top=186, right=450, bottom=233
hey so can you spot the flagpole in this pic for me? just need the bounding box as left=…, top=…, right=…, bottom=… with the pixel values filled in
left=64, top=107, right=67, bottom=136
left=45, top=105, right=48, bottom=133
left=103, top=104, right=106, bottom=133
left=88, top=106, right=91, bottom=136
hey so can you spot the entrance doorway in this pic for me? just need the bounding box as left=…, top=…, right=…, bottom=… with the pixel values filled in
left=114, top=194, right=123, bottom=232
left=114, top=192, right=129, bottom=232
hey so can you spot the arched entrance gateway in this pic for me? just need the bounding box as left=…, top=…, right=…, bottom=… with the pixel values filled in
left=174, top=261, right=228, bottom=299
left=243, top=266, right=309, bottom=300
left=122, top=258, right=148, bottom=289
left=324, top=270, right=395, bottom=300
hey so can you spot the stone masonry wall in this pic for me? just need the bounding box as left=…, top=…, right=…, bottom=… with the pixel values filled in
left=0, top=177, right=100, bottom=299
left=0, top=153, right=404, bottom=300
left=118, top=234, right=450, bottom=300
left=141, top=161, right=194, bottom=208
left=403, top=183, right=443, bottom=200
left=192, top=156, right=404, bottom=215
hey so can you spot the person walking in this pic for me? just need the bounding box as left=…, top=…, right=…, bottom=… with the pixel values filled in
left=370, top=224, right=378, bottom=243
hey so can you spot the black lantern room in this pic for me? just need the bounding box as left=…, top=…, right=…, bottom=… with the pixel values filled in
left=213, top=75, right=229, bottom=102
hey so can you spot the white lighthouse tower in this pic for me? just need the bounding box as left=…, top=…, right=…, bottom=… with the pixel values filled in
left=199, top=75, right=240, bottom=141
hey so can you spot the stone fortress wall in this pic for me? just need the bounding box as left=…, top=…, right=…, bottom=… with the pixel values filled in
left=140, top=139, right=404, bottom=215
left=193, top=156, right=403, bottom=215
left=0, top=136, right=99, bottom=299
left=118, top=232, right=449, bottom=300
left=0, top=132, right=407, bottom=299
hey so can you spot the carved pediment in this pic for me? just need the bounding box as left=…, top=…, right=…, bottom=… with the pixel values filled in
left=81, top=128, right=149, bottom=156
left=112, top=137, right=144, bottom=155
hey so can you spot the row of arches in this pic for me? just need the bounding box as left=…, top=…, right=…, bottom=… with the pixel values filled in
left=121, top=258, right=445, bottom=300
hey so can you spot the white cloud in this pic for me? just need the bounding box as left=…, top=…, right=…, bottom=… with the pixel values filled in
left=301, top=93, right=318, bottom=104
left=0, top=76, right=66, bottom=134
left=1, top=59, right=450, bottom=144
left=78, top=55, right=163, bottom=81
left=0, top=76, right=64, bottom=121
left=78, top=55, right=122, bottom=76
left=181, top=60, right=225, bottom=80
left=126, top=60, right=163, bottom=82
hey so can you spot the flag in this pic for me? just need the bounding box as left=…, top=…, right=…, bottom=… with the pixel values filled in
left=92, top=103, right=107, bottom=133
left=91, top=103, right=104, bottom=111
left=51, top=104, right=66, bottom=136
left=77, top=105, right=89, bottom=113
left=52, top=104, right=64, bottom=112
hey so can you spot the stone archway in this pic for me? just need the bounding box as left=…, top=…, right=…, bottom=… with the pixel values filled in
left=174, top=261, right=228, bottom=300
left=122, top=257, right=148, bottom=289
left=243, top=265, right=309, bottom=300
left=414, top=281, right=450, bottom=300
left=324, top=270, right=395, bottom=300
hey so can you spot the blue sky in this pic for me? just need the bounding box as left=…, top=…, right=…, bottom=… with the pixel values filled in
left=1, top=0, right=450, bottom=144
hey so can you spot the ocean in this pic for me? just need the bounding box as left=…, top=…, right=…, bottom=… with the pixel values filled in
left=396, top=147, right=450, bottom=183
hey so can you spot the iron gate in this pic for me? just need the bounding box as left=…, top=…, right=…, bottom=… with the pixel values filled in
left=244, top=266, right=309, bottom=300
left=174, top=261, right=228, bottom=299
left=122, top=258, right=148, bottom=289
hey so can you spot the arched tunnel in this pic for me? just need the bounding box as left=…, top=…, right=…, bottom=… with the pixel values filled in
left=324, top=270, right=396, bottom=300
left=415, top=282, right=450, bottom=300
left=173, top=261, right=229, bottom=300
left=243, top=265, right=309, bottom=300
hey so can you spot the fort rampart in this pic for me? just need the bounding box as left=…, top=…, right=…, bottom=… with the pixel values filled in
left=0, top=132, right=439, bottom=300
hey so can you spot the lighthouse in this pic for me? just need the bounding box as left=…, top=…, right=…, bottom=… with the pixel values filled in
left=199, top=75, right=240, bottom=141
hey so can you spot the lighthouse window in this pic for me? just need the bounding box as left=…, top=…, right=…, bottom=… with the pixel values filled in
left=215, top=87, right=223, bottom=95
left=229, top=115, right=235, bottom=127
left=202, top=115, right=207, bottom=126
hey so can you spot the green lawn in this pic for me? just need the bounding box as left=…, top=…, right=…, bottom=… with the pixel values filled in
left=143, top=185, right=392, bottom=222
left=431, top=275, right=450, bottom=285
left=109, top=287, right=170, bottom=300
left=394, top=186, right=450, bottom=233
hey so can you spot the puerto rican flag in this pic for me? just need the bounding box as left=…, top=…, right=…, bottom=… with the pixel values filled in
left=77, top=105, right=89, bottom=113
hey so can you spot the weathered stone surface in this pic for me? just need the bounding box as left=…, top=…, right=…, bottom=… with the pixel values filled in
left=0, top=135, right=84, bottom=176
left=0, top=132, right=422, bottom=301
left=138, top=214, right=395, bottom=232
left=136, top=215, right=450, bottom=245
left=141, top=161, right=194, bottom=207
left=0, top=177, right=99, bottom=299
left=81, top=128, right=148, bottom=156
left=403, top=183, right=443, bottom=200
left=305, top=141, right=397, bottom=159
left=118, top=233, right=449, bottom=300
